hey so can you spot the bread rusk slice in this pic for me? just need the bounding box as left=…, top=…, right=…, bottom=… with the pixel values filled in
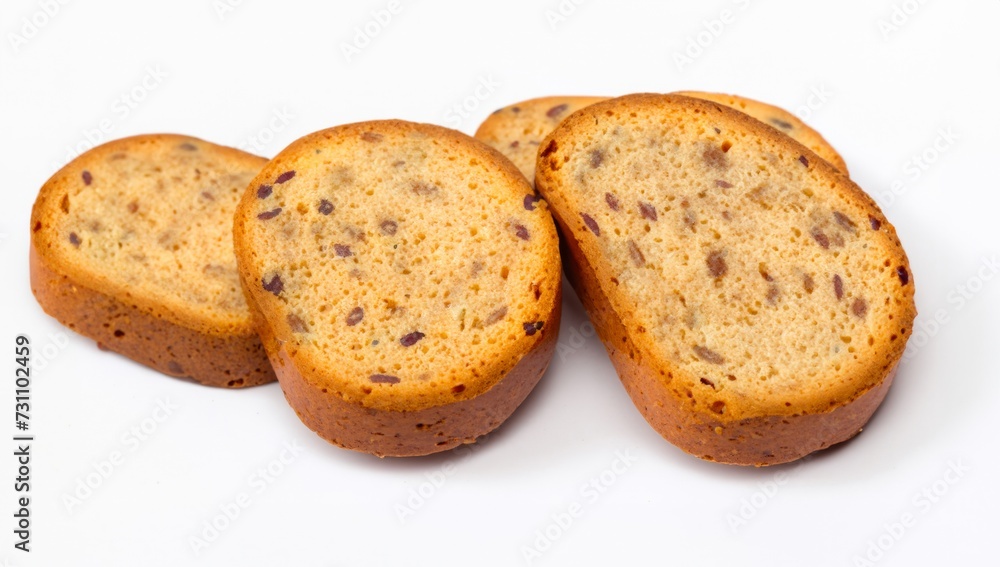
left=535, top=94, right=915, bottom=466
left=476, top=93, right=847, bottom=183
left=232, top=120, right=561, bottom=457
left=30, top=134, right=275, bottom=387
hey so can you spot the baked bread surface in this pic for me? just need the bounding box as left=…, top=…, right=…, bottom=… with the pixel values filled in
left=536, top=94, right=915, bottom=465
left=30, top=134, right=275, bottom=387
left=233, top=120, right=562, bottom=456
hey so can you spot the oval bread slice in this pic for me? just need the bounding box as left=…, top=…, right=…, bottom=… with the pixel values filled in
left=535, top=94, right=916, bottom=466
left=476, top=93, right=847, bottom=184
left=30, top=134, right=275, bottom=387
left=233, top=120, right=562, bottom=457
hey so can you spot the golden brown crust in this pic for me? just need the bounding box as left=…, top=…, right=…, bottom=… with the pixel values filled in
left=234, top=120, right=562, bottom=455
left=29, top=133, right=275, bottom=387
left=268, top=288, right=561, bottom=457
left=30, top=246, right=274, bottom=388
left=538, top=93, right=915, bottom=465
left=556, top=211, right=894, bottom=466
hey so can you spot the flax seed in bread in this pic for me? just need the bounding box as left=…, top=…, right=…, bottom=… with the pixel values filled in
left=535, top=94, right=915, bottom=465
left=30, top=134, right=275, bottom=387
left=233, top=120, right=561, bottom=457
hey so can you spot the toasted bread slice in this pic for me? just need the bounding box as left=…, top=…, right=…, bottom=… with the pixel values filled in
left=476, top=93, right=847, bottom=183
left=233, top=120, right=562, bottom=457
left=30, top=134, right=275, bottom=387
left=535, top=94, right=915, bottom=465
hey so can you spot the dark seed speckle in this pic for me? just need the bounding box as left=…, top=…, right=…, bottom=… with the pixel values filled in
left=258, top=208, right=282, bottom=220
left=605, top=192, right=620, bottom=211
left=369, top=374, right=400, bottom=384
left=400, top=331, right=425, bottom=347
left=262, top=274, right=284, bottom=296
left=581, top=213, right=600, bottom=236
left=694, top=345, right=725, bottom=365
left=639, top=202, right=657, bottom=221
left=897, top=266, right=910, bottom=286
left=523, top=194, right=541, bottom=211
left=546, top=104, right=569, bottom=118
left=346, top=307, right=364, bottom=326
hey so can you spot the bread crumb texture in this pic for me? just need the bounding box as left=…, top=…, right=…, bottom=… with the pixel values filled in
left=235, top=120, right=561, bottom=414
left=537, top=94, right=915, bottom=423
left=30, top=134, right=274, bottom=387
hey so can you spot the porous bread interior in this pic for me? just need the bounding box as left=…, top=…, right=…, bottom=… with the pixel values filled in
left=32, top=135, right=265, bottom=335
left=476, top=93, right=847, bottom=184
left=236, top=121, right=560, bottom=412
left=675, top=91, right=848, bottom=173
left=475, top=96, right=607, bottom=182
left=537, top=95, right=913, bottom=420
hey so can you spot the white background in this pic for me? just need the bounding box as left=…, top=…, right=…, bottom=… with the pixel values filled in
left=1, top=0, right=997, bottom=565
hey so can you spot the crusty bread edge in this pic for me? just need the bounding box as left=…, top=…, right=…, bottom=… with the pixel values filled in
left=555, top=208, right=895, bottom=466
left=233, top=120, right=563, bottom=453
left=29, top=244, right=275, bottom=388
left=28, top=133, right=275, bottom=387
left=30, top=133, right=268, bottom=338
left=266, top=286, right=561, bottom=457
left=536, top=93, right=915, bottom=465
